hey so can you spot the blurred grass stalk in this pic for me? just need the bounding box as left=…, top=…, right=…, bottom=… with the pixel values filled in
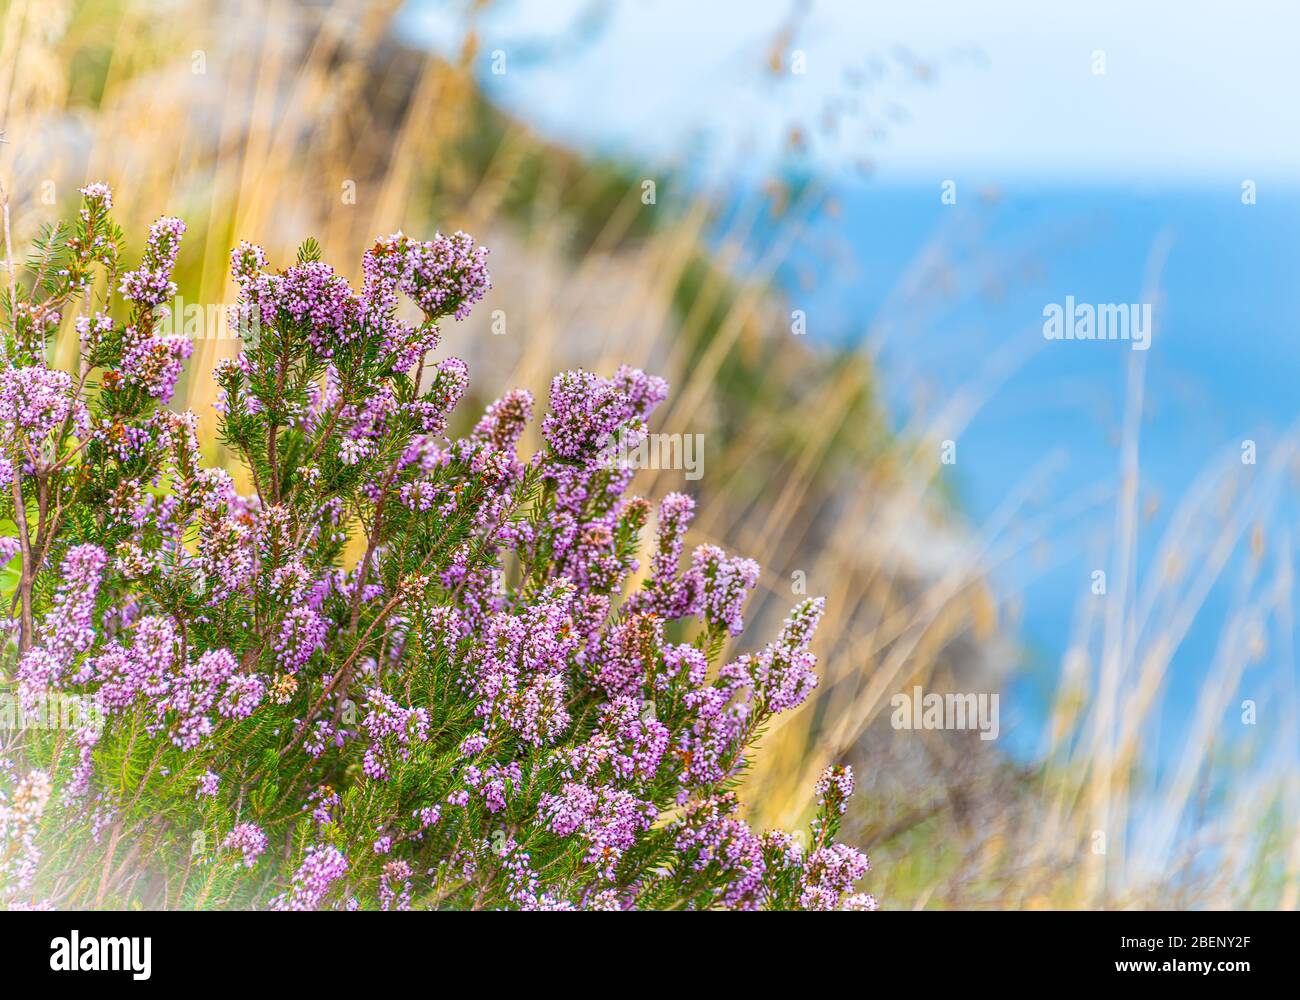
left=2, top=0, right=1295, bottom=909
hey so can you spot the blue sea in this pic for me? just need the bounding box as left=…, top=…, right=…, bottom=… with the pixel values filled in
left=755, top=180, right=1300, bottom=763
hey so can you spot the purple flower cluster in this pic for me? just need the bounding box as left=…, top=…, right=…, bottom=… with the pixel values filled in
left=379, top=230, right=491, bottom=321
left=0, top=364, right=90, bottom=458
left=361, top=688, right=430, bottom=780
left=196, top=771, right=220, bottom=798
left=16, top=545, right=107, bottom=706
left=542, top=366, right=666, bottom=469
left=470, top=589, right=579, bottom=747
left=255, top=261, right=360, bottom=353
left=0, top=770, right=52, bottom=902
left=738, top=597, right=824, bottom=713
left=269, top=844, right=348, bottom=910
left=629, top=492, right=698, bottom=618
left=78, top=183, right=113, bottom=209
left=463, top=760, right=522, bottom=813
left=3, top=192, right=881, bottom=911
left=162, top=648, right=239, bottom=750
left=119, top=217, right=186, bottom=309
left=120, top=325, right=193, bottom=402
left=799, top=843, right=872, bottom=910
left=76, top=615, right=264, bottom=760
left=356, top=231, right=489, bottom=371
left=540, top=782, right=657, bottom=880
left=689, top=544, right=761, bottom=636
left=379, top=859, right=414, bottom=910
left=222, top=822, right=268, bottom=868
left=91, top=616, right=177, bottom=713
left=274, top=606, right=327, bottom=672
left=814, top=763, right=855, bottom=816
left=472, top=387, right=533, bottom=453
left=672, top=793, right=767, bottom=909
left=579, top=696, right=670, bottom=784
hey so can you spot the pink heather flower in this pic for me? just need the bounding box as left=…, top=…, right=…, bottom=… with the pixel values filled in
left=799, top=843, right=871, bottom=911
left=92, top=644, right=140, bottom=713
left=268, top=560, right=312, bottom=604
left=8, top=302, right=62, bottom=356
left=0, top=364, right=91, bottom=455
left=75, top=313, right=114, bottom=354
left=814, top=763, right=854, bottom=815
left=197, top=517, right=254, bottom=601
left=62, top=723, right=100, bottom=802
left=195, top=771, right=220, bottom=799
left=218, top=672, right=266, bottom=720
left=79, top=182, right=113, bottom=209
left=229, top=240, right=268, bottom=284
left=659, top=643, right=707, bottom=689
left=540, top=782, right=656, bottom=881
left=164, top=648, right=238, bottom=750
left=470, top=597, right=577, bottom=745
left=358, top=231, right=488, bottom=371
left=380, top=859, right=414, bottom=911
left=191, top=467, right=237, bottom=512
left=75, top=312, right=114, bottom=351
left=128, top=615, right=179, bottom=700
left=594, top=613, right=661, bottom=698
left=760, top=830, right=806, bottom=874
left=542, top=368, right=641, bottom=468
left=420, top=357, right=470, bottom=424
left=120, top=330, right=193, bottom=402
left=472, top=388, right=533, bottom=454
left=676, top=680, right=749, bottom=788
left=270, top=845, right=348, bottom=911
left=361, top=688, right=430, bottom=780
left=274, top=606, right=327, bottom=672
left=600, top=697, right=670, bottom=783
left=223, top=823, right=268, bottom=868
left=459, top=733, right=489, bottom=758
left=672, top=793, right=767, bottom=910
left=15, top=544, right=108, bottom=706
left=463, top=761, right=521, bottom=813
left=0, top=770, right=52, bottom=894
left=303, top=720, right=335, bottom=759
left=308, top=786, right=340, bottom=827
left=399, top=480, right=435, bottom=512
left=268, top=262, right=359, bottom=350
left=516, top=673, right=570, bottom=748
left=629, top=492, right=697, bottom=618
left=401, top=231, right=491, bottom=320
left=119, top=217, right=186, bottom=308
left=229, top=250, right=358, bottom=356
left=560, top=695, right=669, bottom=788
left=739, top=597, right=825, bottom=714
left=15, top=649, right=62, bottom=712
left=359, top=236, right=414, bottom=337
left=413, top=805, right=441, bottom=832
left=688, top=544, right=760, bottom=636
left=611, top=365, right=670, bottom=419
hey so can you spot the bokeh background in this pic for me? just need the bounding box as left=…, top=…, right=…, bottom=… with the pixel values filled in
left=4, top=0, right=1298, bottom=908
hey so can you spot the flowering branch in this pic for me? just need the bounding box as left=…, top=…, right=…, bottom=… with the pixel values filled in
left=0, top=185, right=880, bottom=912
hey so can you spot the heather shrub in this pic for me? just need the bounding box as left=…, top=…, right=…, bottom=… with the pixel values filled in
left=0, top=184, right=877, bottom=911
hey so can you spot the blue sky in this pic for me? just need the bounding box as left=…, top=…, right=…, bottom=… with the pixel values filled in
left=402, top=0, right=1300, bottom=185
